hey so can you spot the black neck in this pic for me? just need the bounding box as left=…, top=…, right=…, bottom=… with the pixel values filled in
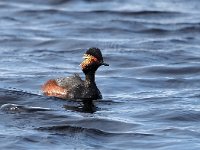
left=85, top=72, right=96, bottom=84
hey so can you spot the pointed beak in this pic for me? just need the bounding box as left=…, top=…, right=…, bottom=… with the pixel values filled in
left=101, top=62, right=109, bottom=66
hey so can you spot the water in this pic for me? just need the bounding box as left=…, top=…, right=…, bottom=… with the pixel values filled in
left=0, top=0, right=200, bottom=149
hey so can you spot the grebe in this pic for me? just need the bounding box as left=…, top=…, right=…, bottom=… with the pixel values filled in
left=42, top=47, right=109, bottom=100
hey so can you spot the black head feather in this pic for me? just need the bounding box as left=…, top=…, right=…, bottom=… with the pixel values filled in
left=85, top=47, right=103, bottom=62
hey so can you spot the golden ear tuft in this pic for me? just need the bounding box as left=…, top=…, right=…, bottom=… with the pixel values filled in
left=80, top=54, right=99, bottom=69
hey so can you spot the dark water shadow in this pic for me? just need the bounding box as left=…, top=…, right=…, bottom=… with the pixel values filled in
left=63, top=99, right=97, bottom=113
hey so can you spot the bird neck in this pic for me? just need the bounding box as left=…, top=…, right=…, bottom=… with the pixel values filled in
left=85, top=72, right=96, bottom=85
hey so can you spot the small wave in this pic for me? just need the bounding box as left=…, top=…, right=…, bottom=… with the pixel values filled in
left=165, top=111, right=200, bottom=122
left=139, top=28, right=169, bottom=34
left=17, top=9, right=68, bottom=17
left=92, top=10, right=183, bottom=16
left=144, top=24, right=200, bottom=34
left=149, top=66, right=200, bottom=75
left=178, top=26, right=200, bottom=33
left=0, top=16, right=20, bottom=22
left=0, top=103, right=51, bottom=113
left=17, top=9, right=184, bottom=18
left=159, top=127, right=200, bottom=139
left=37, top=125, right=154, bottom=138
left=46, top=0, right=73, bottom=5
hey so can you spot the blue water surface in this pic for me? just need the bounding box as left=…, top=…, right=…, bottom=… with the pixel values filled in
left=0, top=0, right=200, bottom=149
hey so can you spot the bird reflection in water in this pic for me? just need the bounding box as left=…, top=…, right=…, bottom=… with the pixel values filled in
left=63, top=99, right=96, bottom=113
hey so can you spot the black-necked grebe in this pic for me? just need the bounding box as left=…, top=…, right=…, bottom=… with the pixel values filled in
left=42, top=48, right=109, bottom=100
